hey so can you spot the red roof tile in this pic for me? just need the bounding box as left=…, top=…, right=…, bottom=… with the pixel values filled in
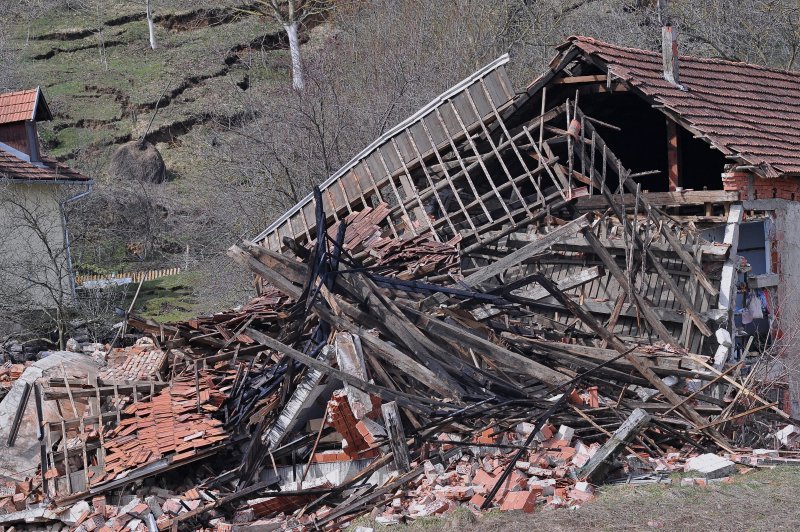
left=559, top=36, right=800, bottom=177
left=0, top=88, right=51, bottom=125
left=0, top=149, right=91, bottom=182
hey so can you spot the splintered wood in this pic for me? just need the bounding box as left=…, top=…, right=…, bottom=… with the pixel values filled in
left=16, top=53, right=792, bottom=532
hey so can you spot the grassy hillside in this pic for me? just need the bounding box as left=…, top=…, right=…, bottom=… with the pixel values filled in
left=11, top=1, right=289, bottom=177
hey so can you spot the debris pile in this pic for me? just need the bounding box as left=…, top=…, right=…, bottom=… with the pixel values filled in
left=1, top=48, right=798, bottom=531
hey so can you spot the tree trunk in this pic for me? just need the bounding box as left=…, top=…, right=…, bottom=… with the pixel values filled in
left=285, top=21, right=305, bottom=91
left=146, top=0, right=157, bottom=50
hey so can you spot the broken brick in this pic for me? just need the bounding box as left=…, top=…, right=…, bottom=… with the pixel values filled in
left=500, top=489, right=537, bottom=513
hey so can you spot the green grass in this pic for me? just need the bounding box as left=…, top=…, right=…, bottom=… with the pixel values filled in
left=12, top=3, right=281, bottom=168
left=123, top=271, right=204, bottom=324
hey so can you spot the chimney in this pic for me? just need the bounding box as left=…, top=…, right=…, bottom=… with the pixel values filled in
left=661, top=24, right=681, bottom=87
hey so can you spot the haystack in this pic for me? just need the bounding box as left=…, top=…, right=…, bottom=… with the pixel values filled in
left=108, top=140, right=167, bottom=183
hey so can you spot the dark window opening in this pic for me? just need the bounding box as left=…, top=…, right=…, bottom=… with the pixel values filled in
left=576, top=92, right=669, bottom=192
left=677, top=126, right=726, bottom=191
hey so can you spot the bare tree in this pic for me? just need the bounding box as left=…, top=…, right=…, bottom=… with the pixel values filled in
left=0, top=26, right=15, bottom=91
left=667, top=0, right=800, bottom=69
left=146, top=0, right=157, bottom=50
left=241, top=0, right=333, bottom=91
left=0, top=180, right=83, bottom=348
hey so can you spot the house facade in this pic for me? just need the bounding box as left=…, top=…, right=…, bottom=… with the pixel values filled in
left=0, top=87, right=92, bottom=312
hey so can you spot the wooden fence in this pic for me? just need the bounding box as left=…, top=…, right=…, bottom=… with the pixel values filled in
left=75, top=267, right=182, bottom=286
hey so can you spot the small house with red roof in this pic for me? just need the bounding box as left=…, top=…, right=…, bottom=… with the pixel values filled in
left=0, top=87, right=92, bottom=310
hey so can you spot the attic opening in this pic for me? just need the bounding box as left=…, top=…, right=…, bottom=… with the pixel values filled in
left=575, top=92, right=726, bottom=193
left=677, top=125, right=726, bottom=191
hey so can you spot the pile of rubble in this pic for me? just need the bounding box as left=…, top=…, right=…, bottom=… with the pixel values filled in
left=1, top=189, right=795, bottom=529
left=2, top=51, right=800, bottom=531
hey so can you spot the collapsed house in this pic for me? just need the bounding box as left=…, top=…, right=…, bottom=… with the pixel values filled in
left=1, top=34, right=800, bottom=530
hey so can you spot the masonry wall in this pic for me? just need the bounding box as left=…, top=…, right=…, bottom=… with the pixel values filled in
left=723, top=171, right=800, bottom=201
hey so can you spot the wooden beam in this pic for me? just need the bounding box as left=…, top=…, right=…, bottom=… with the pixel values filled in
left=576, top=113, right=720, bottom=297
left=579, top=223, right=682, bottom=348
left=381, top=402, right=411, bottom=474
left=718, top=205, right=743, bottom=311
left=530, top=273, right=734, bottom=452
left=553, top=74, right=607, bottom=84
left=427, top=215, right=590, bottom=308
left=574, top=190, right=738, bottom=210
left=245, top=328, right=437, bottom=413
left=578, top=408, right=650, bottom=483
left=667, top=119, right=680, bottom=191
left=228, top=244, right=302, bottom=299
left=471, top=266, right=604, bottom=321
left=511, top=234, right=729, bottom=259
left=401, top=305, right=571, bottom=387
left=334, top=332, right=374, bottom=419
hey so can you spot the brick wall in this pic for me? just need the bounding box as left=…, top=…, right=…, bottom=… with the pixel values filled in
left=722, top=171, right=800, bottom=201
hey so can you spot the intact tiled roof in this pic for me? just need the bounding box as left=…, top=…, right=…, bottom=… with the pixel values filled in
left=0, top=149, right=91, bottom=182
left=0, top=88, right=51, bottom=125
left=561, top=36, right=800, bottom=177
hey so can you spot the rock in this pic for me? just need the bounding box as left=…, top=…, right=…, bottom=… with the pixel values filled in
left=376, top=514, right=402, bottom=525
left=775, top=425, right=800, bottom=448
left=66, top=338, right=81, bottom=353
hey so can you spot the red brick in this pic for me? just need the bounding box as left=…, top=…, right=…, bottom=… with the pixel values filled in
left=567, top=488, right=595, bottom=502
left=12, top=492, right=25, bottom=510
left=436, top=486, right=474, bottom=501
left=468, top=493, right=486, bottom=508
left=588, top=386, right=600, bottom=408
left=500, top=490, right=537, bottom=513
left=327, top=391, right=371, bottom=456
left=498, top=471, right=527, bottom=492
left=471, top=469, right=497, bottom=491
left=312, top=450, right=350, bottom=463
left=475, top=428, right=496, bottom=444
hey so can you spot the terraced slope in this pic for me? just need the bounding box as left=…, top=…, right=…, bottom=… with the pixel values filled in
left=10, top=1, right=290, bottom=177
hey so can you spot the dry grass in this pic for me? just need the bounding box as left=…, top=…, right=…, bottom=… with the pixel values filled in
left=358, top=467, right=800, bottom=532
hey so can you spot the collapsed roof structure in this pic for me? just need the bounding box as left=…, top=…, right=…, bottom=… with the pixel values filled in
left=2, top=34, right=800, bottom=530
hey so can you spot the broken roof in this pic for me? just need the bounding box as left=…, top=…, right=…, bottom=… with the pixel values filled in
left=0, top=88, right=52, bottom=125
left=547, top=36, right=800, bottom=178
left=0, top=148, right=91, bottom=182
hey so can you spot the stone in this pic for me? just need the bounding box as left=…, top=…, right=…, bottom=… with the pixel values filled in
left=376, top=514, right=402, bottom=525
left=65, top=338, right=81, bottom=353
left=59, top=500, right=90, bottom=525
left=775, top=425, right=800, bottom=447
left=527, top=478, right=556, bottom=496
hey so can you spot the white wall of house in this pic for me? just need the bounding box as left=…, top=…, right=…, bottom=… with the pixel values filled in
left=0, top=181, right=72, bottom=311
